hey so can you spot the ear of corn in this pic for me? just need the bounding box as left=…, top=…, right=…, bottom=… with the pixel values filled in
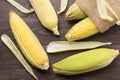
left=65, top=18, right=100, bottom=41
left=9, top=10, right=49, bottom=70
left=53, top=48, right=119, bottom=75
left=1, top=34, right=38, bottom=80
left=66, top=3, right=87, bottom=20
left=29, top=0, right=60, bottom=35
left=65, top=3, right=100, bottom=41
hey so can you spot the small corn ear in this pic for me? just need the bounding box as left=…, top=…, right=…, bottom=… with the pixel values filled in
left=9, top=10, right=49, bottom=70
left=53, top=48, right=119, bottom=75
left=65, top=18, right=100, bottom=41
left=66, top=3, right=87, bottom=20
left=29, top=0, right=60, bottom=35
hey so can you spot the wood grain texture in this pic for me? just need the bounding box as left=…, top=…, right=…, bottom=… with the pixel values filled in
left=0, top=0, right=120, bottom=80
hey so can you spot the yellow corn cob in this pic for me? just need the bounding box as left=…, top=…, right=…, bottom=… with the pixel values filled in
left=65, top=18, right=100, bottom=41
left=29, top=0, right=60, bottom=35
left=9, top=10, right=49, bottom=70
left=66, top=3, right=87, bottom=20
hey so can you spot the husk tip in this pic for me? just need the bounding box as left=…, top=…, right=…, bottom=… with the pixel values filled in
left=57, top=11, right=62, bottom=15
left=53, top=67, right=58, bottom=73
left=116, top=20, right=120, bottom=25
left=33, top=75, right=39, bottom=80
left=115, top=50, right=119, bottom=55
left=52, top=27, right=60, bottom=35
left=105, top=42, right=112, bottom=45
left=1, top=34, right=7, bottom=39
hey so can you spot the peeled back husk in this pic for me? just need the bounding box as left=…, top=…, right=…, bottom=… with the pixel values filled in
left=53, top=48, right=119, bottom=75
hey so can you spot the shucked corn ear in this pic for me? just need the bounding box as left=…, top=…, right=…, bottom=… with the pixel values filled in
left=65, top=18, right=100, bottom=41
left=29, top=0, right=60, bottom=35
left=53, top=48, right=119, bottom=75
left=66, top=3, right=87, bottom=20
left=9, top=10, right=49, bottom=70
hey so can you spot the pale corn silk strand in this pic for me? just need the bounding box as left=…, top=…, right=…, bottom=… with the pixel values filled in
left=97, top=0, right=120, bottom=25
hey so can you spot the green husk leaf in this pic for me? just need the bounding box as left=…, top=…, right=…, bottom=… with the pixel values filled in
left=7, top=0, right=34, bottom=14
left=1, top=34, right=38, bottom=80
left=46, top=41, right=112, bottom=53
left=57, top=0, right=68, bottom=14
left=53, top=48, right=119, bottom=75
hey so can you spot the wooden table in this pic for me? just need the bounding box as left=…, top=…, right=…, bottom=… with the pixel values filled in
left=0, top=0, right=120, bottom=80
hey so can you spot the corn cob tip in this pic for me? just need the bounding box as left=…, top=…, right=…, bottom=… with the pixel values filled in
left=65, top=34, right=72, bottom=41
left=9, top=10, right=50, bottom=70
left=9, top=10, right=18, bottom=19
left=65, top=3, right=87, bottom=20
left=65, top=12, right=71, bottom=20
left=65, top=14, right=72, bottom=20
left=52, top=27, right=60, bottom=35
left=65, top=4, right=75, bottom=20
left=66, top=11, right=75, bottom=20
left=41, top=61, right=49, bottom=70
left=65, top=18, right=100, bottom=41
left=9, top=10, right=14, bottom=16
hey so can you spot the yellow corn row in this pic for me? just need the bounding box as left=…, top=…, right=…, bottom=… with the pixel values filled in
left=9, top=10, right=49, bottom=70
left=65, top=18, right=100, bottom=41
left=29, top=0, right=60, bottom=35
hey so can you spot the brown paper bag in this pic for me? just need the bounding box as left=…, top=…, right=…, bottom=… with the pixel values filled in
left=75, top=0, right=120, bottom=32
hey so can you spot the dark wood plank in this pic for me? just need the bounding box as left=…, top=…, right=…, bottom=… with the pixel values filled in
left=0, top=0, right=120, bottom=80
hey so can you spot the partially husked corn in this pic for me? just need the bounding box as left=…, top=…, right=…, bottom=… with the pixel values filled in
left=9, top=10, right=49, bottom=70
left=66, top=3, right=87, bottom=20
left=53, top=48, right=119, bottom=75
left=65, top=18, right=100, bottom=41
left=65, top=3, right=100, bottom=41
left=29, top=0, right=60, bottom=35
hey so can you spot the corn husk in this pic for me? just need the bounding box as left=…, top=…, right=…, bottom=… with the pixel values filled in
left=47, top=41, right=111, bottom=53
left=53, top=48, right=119, bottom=75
